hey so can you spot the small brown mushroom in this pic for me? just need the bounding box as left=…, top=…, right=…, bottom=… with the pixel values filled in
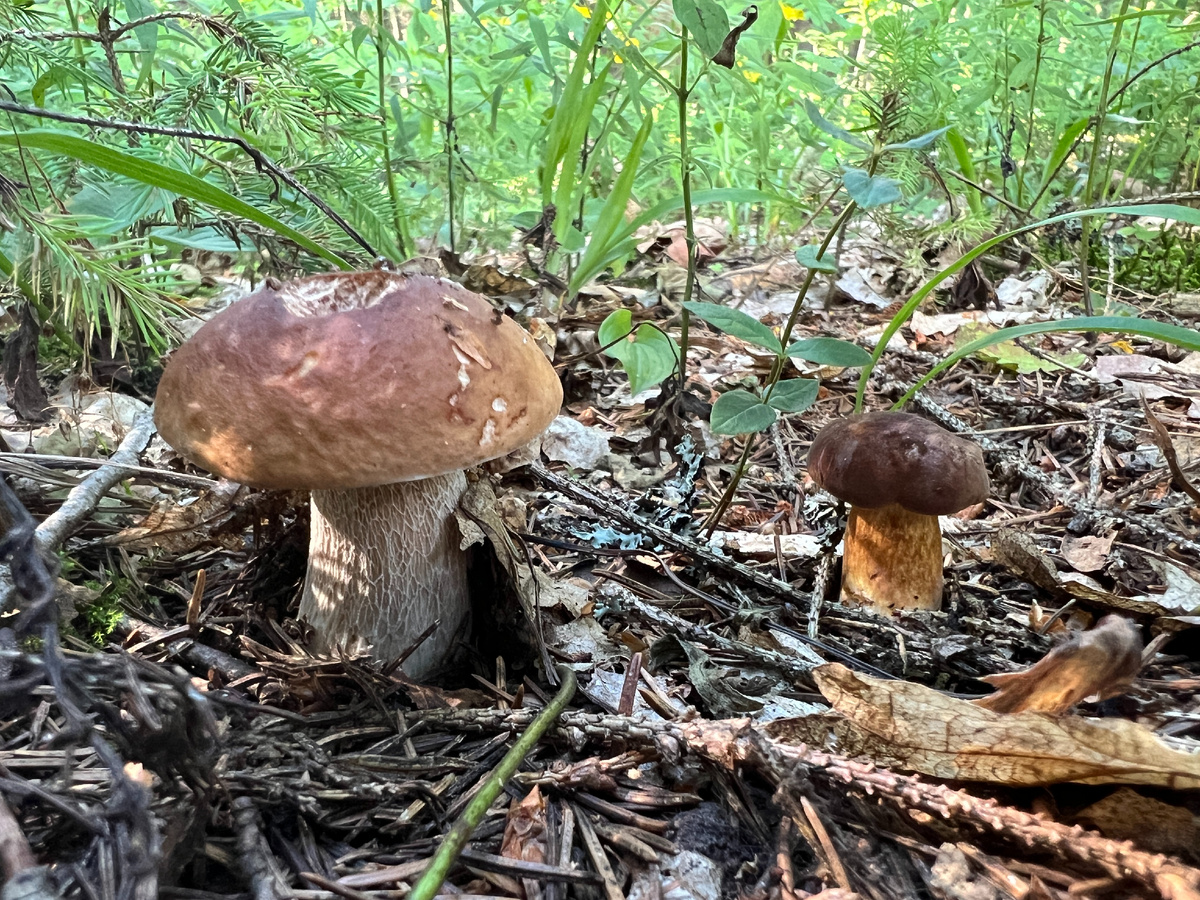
left=154, top=270, right=562, bottom=675
left=808, top=411, right=988, bottom=612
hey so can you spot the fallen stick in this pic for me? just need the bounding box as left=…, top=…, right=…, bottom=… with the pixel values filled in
left=0, top=410, right=156, bottom=614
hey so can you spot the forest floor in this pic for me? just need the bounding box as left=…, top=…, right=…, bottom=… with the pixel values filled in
left=1, top=220, right=1200, bottom=900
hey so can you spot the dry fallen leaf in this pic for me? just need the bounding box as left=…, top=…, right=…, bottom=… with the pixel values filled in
left=500, top=785, right=548, bottom=899
left=974, top=615, right=1142, bottom=715
left=991, top=528, right=1173, bottom=616
left=106, top=481, right=255, bottom=553
left=794, top=663, right=1200, bottom=788
left=1073, top=787, right=1198, bottom=859
left=1060, top=532, right=1115, bottom=573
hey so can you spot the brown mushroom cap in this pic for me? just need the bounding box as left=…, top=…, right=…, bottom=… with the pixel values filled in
left=155, top=270, right=563, bottom=490
left=808, top=411, right=988, bottom=515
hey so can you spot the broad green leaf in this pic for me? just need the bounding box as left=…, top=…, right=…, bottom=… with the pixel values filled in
left=842, top=169, right=903, bottom=208
left=711, top=389, right=777, bottom=435
left=766, top=378, right=819, bottom=413
left=0, top=131, right=350, bottom=270
left=683, top=301, right=781, bottom=353
left=785, top=337, right=872, bottom=367
left=599, top=309, right=679, bottom=395
left=672, top=0, right=730, bottom=59
left=897, top=317, right=1200, bottom=408
left=884, top=126, right=951, bottom=152
left=795, top=244, right=838, bottom=273
left=570, top=114, right=654, bottom=294
left=854, top=203, right=1200, bottom=409
left=147, top=225, right=251, bottom=253
left=803, top=99, right=870, bottom=150
left=124, top=0, right=158, bottom=51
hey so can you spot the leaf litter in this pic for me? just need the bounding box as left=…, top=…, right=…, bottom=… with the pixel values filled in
left=3, top=230, right=1200, bottom=899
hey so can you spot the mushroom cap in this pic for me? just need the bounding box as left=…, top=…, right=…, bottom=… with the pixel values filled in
left=155, top=271, right=563, bottom=490
left=808, top=411, right=988, bottom=515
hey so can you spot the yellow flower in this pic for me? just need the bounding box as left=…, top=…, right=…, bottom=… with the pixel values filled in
left=498, top=15, right=511, bottom=24
left=745, top=69, right=761, bottom=83
left=781, top=2, right=804, bottom=21
left=574, top=4, right=591, bottom=17
left=1111, top=339, right=1135, bottom=354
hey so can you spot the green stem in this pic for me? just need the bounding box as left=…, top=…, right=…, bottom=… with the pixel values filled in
left=1079, top=0, right=1131, bottom=315
left=442, top=0, right=456, bottom=253
left=1016, top=0, right=1047, bottom=210
left=702, top=436, right=754, bottom=535
left=706, top=150, right=877, bottom=534
left=676, top=27, right=693, bottom=388
left=376, top=0, right=407, bottom=258
left=408, top=666, right=577, bottom=900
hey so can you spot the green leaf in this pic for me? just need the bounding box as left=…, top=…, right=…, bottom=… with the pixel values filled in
left=0, top=131, right=351, bottom=270
left=1033, top=117, right=1090, bottom=212
left=842, top=169, right=903, bottom=208
left=711, top=389, right=777, bottom=435
left=803, top=99, right=870, bottom=150
left=795, top=244, right=838, bottom=273
left=683, top=301, right=781, bottom=354
left=599, top=310, right=679, bottom=395
left=540, top=0, right=609, bottom=206
left=672, top=0, right=730, bottom=59
left=785, top=337, right=872, bottom=367
left=884, top=126, right=951, bottom=152
left=569, top=114, right=654, bottom=294
left=528, top=15, right=556, bottom=77
left=766, top=379, right=819, bottom=413
left=897, top=316, right=1200, bottom=408
left=124, top=0, right=158, bottom=51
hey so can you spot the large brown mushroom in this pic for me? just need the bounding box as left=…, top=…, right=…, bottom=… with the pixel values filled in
left=155, top=270, right=562, bottom=675
left=808, top=411, right=988, bottom=612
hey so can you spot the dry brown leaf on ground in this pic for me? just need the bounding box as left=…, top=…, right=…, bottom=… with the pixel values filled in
left=974, top=615, right=1143, bottom=714
left=990, top=528, right=1176, bottom=616
left=1073, top=788, right=1198, bottom=859
left=501, top=785, right=548, bottom=866
left=805, top=663, right=1200, bottom=788
left=105, top=480, right=253, bottom=553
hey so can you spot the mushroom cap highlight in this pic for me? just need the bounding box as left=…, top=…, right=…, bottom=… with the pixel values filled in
left=808, top=411, right=988, bottom=516
left=155, top=270, right=563, bottom=490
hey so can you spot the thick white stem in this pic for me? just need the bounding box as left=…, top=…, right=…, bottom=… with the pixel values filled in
left=299, top=471, right=471, bottom=676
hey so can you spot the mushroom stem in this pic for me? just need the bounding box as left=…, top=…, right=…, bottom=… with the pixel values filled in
left=841, top=503, right=945, bottom=612
left=299, top=471, right=471, bottom=676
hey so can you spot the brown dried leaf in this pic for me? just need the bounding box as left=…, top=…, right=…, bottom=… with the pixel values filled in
left=501, top=786, right=548, bottom=898
left=1060, top=532, right=1115, bottom=573
left=1073, top=788, right=1198, bottom=858
left=991, top=528, right=1171, bottom=616
left=974, top=615, right=1142, bottom=715
left=106, top=481, right=252, bottom=553
left=810, top=663, right=1200, bottom=788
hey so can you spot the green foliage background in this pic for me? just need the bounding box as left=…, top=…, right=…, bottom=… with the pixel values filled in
left=0, top=0, right=1197, bottom=354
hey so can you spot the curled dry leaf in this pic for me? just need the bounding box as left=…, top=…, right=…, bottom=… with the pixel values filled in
left=501, top=785, right=548, bottom=868
left=805, top=663, right=1200, bottom=788
left=974, top=615, right=1143, bottom=715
